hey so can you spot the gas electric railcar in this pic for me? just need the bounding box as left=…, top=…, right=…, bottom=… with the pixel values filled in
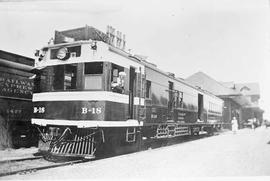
left=32, top=26, right=223, bottom=158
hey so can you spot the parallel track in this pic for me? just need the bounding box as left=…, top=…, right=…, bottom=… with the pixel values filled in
left=0, top=156, right=43, bottom=164
left=0, top=156, right=89, bottom=177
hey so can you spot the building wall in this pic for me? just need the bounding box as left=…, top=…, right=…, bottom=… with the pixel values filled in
left=242, top=107, right=264, bottom=124
left=0, top=98, right=33, bottom=149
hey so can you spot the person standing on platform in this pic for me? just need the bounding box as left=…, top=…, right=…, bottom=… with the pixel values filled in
left=253, top=118, right=257, bottom=130
left=231, top=117, right=238, bottom=134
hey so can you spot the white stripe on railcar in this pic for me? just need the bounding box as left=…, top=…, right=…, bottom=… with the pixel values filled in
left=32, top=118, right=143, bottom=127
left=33, top=91, right=145, bottom=106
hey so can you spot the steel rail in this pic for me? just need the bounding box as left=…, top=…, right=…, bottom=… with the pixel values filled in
left=0, top=156, right=43, bottom=164
left=0, top=158, right=88, bottom=177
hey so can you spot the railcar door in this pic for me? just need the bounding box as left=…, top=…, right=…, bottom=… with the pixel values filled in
left=198, top=93, right=204, bottom=121
left=168, top=81, right=174, bottom=120
left=129, top=67, right=136, bottom=119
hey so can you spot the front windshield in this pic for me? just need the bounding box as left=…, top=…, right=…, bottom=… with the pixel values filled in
left=33, top=62, right=106, bottom=93
left=33, top=64, right=77, bottom=93
left=53, top=64, right=77, bottom=91
left=84, top=62, right=103, bottom=90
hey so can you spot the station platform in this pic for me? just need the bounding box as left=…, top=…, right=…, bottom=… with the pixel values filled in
left=0, top=128, right=232, bottom=163
left=2, top=127, right=270, bottom=179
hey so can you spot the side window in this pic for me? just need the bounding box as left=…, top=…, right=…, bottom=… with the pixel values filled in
left=146, top=80, right=151, bottom=99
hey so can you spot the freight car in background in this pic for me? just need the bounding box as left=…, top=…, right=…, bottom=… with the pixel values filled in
left=31, top=25, right=223, bottom=158
left=0, top=50, right=38, bottom=149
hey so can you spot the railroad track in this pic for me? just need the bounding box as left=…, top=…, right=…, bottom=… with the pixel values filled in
left=0, top=132, right=224, bottom=178
left=0, top=156, right=43, bottom=164
left=0, top=156, right=89, bottom=177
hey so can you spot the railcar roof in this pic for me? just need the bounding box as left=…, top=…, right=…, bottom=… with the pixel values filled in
left=41, top=40, right=222, bottom=101
left=132, top=57, right=221, bottom=100
left=41, top=40, right=91, bottom=50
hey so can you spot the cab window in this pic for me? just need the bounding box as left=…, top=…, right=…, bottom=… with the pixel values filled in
left=84, top=62, right=103, bottom=90
left=52, top=64, right=77, bottom=91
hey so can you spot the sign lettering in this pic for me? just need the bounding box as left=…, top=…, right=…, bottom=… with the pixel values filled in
left=81, top=107, right=102, bottom=115
left=0, top=76, right=33, bottom=99
left=33, top=107, right=45, bottom=114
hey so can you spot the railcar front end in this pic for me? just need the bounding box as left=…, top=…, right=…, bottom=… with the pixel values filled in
left=32, top=38, right=145, bottom=158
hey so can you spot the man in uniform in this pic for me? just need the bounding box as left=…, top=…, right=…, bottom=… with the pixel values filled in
left=111, top=71, right=126, bottom=93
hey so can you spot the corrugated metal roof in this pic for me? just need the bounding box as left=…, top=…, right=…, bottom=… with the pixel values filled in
left=0, top=49, right=34, bottom=66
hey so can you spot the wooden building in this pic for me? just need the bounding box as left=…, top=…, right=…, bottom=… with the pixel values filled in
left=221, top=82, right=264, bottom=125
left=185, top=72, right=263, bottom=129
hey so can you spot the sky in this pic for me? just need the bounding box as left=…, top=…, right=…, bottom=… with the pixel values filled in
left=0, top=0, right=269, bottom=117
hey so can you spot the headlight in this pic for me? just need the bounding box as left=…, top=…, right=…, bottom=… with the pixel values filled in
left=56, top=47, right=70, bottom=60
